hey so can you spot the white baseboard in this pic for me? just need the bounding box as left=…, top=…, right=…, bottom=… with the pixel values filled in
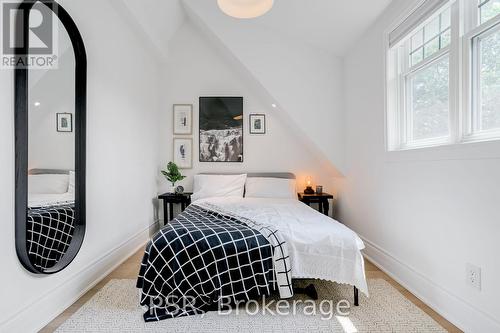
left=361, top=236, right=500, bottom=333
left=1, top=221, right=157, bottom=333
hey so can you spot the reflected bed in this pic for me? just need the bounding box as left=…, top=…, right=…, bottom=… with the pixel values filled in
left=26, top=169, right=75, bottom=271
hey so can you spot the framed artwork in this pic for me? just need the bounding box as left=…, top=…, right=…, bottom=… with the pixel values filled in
left=56, top=113, right=73, bottom=132
left=249, top=114, right=266, bottom=134
left=199, top=97, right=243, bottom=162
left=173, top=138, right=193, bottom=169
left=173, top=104, right=193, bottom=135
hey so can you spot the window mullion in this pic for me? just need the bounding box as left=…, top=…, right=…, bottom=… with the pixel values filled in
left=401, top=42, right=411, bottom=146
left=464, top=0, right=479, bottom=31
left=405, top=73, right=412, bottom=144
left=449, top=0, right=461, bottom=143
left=473, top=36, right=481, bottom=133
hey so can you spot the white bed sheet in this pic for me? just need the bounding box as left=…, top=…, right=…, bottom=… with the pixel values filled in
left=195, top=197, right=368, bottom=296
left=28, top=192, right=74, bottom=208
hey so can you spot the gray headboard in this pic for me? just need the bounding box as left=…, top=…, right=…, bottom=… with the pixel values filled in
left=28, top=169, right=71, bottom=175
left=200, top=172, right=295, bottom=179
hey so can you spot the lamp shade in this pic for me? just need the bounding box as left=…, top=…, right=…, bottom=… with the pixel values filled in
left=217, top=0, right=274, bottom=19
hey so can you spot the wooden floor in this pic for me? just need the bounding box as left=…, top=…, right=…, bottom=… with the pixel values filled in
left=40, top=247, right=462, bottom=333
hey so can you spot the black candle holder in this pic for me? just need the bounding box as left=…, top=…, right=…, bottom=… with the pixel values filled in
left=304, top=186, right=315, bottom=194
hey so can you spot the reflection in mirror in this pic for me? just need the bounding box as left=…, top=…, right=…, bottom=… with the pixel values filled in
left=25, top=2, right=76, bottom=272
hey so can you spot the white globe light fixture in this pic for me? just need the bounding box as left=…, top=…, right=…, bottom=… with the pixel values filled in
left=217, top=0, right=274, bottom=19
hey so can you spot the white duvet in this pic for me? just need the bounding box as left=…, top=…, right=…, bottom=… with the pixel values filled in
left=195, top=197, right=368, bottom=296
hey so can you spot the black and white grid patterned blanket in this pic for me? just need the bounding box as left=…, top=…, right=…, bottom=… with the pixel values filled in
left=137, top=203, right=293, bottom=322
left=27, top=203, right=75, bottom=271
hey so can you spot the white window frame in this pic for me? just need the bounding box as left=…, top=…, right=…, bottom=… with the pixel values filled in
left=388, top=1, right=458, bottom=151
left=387, top=0, right=500, bottom=151
left=462, top=11, right=500, bottom=143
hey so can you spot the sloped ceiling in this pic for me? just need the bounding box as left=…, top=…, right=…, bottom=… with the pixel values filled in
left=109, top=0, right=185, bottom=60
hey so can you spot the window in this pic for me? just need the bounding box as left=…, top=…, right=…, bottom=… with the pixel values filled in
left=387, top=0, right=500, bottom=150
left=479, top=0, right=500, bottom=24
left=465, top=0, right=500, bottom=140
left=472, top=26, right=500, bottom=133
left=388, top=2, right=452, bottom=149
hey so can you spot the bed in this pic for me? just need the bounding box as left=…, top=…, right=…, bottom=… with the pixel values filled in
left=27, top=169, right=75, bottom=271
left=137, top=173, right=367, bottom=321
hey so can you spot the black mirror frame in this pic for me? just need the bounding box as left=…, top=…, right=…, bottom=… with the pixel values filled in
left=15, top=0, right=87, bottom=274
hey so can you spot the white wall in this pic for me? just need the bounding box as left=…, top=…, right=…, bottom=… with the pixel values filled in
left=158, top=22, right=339, bottom=203
left=339, top=0, right=500, bottom=331
left=183, top=0, right=346, bottom=175
left=0, top=0, right=162, bottom=331
left=28, top=51, right=75, bottom=170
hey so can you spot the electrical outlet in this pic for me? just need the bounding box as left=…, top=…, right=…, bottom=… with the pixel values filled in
left=466, top=263, right=481, bottom=291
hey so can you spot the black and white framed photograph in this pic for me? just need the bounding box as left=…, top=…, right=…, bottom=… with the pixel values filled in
left=199, top=97, right=243, bottom=162
left=173, top=104, right=193, bottom=135
left=173, top=138, right=193, bottom=169
left=56, top=113, right=73, bottom=132
left=249, top=114, right=266, bottom=134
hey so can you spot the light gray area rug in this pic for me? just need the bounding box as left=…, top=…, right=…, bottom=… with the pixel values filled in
left=56, top=279, right=446, bottom=333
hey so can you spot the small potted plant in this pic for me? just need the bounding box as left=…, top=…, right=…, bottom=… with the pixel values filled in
left=161, top=162, right=186, bottom=194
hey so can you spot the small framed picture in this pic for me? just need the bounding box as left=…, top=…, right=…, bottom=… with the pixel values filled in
left=56, top=113, right=73, bottom=132
left=173, top=104, right=193, bottom=135
left=249, top=114, right=266, bottom=134
left=173, top=138, right=193, bottom=169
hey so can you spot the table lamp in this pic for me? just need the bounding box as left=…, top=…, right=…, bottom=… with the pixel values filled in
left=304, top=176, right=315, bottom=194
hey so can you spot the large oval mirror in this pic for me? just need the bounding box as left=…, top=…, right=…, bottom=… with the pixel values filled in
left=15, top=0, right=86, bottom=274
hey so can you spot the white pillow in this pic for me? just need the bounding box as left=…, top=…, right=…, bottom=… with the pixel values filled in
left=245, top=177, right=297, bottom=199
left=192, top=174, right=247, bottom=201
left=28, top=174, right=69, bottom=194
